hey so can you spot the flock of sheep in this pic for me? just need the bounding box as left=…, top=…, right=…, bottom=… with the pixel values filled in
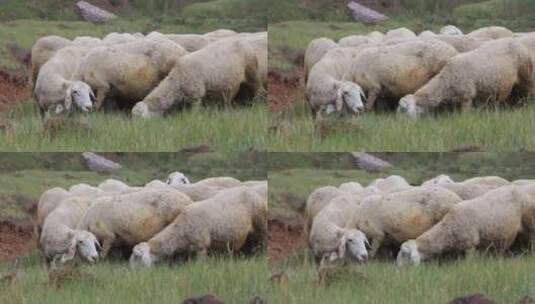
left=31, top=29, right=267, bottom=118
left=37, top=173, right=267, bottom=268
left=304, top=25, right=535, bottom=118
left=306, top=174, right=535, bottom=266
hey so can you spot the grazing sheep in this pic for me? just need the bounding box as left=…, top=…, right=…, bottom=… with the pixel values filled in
left=205, top=29, right=238, bottom=38
left=462, top=176, right=510, bottom=188
left=338, top=35, right=373, bottom=48
left=437, top=183, right=498, bottom=200
left=242, top=180, right=268, bottom=199
left=304, top=38, right=338, bottom=82
left=37, top=187, right=71, bottom=233
left=132, top=38, right=259, bottom=118
left=98, top=179, right=131, bottom=193
left=305, top=186, right=345, bottom=230
left=69, top=183, right=105, bottom=197
left=398, top=38, right=533, bottom=117
left=421, top=174, right=454, bottom=187
left=129, top=187, right=267, bottom=267
left=309, top=194, right=370, bottom=264
left=385, top=28, right=417, bottom=41
left=338, top=182, right=363, bottom=193
left=166, top=171, right=191, bottom=186
left=40, top=196, right=100, bottom=265
left=75, top=37, right=188, bottom=110
left=305, top=46, right=370, bottom=118
left=467, top=26, right=514, bottom=40
left=440, top=25, right=463, bottom=36
left=102, top=32, right=138, bottom=45
left=34, top=46, right=95, bottom=116
left=367, top=31, right=385, bottom=43
left=163, top=33, right=216, bottom=52
left=342, top=39, right=458, bottom=111
left=72, top=36, right=102, bottom=46
left=79, top=189, right=193, bottom=258
left=369, top=175, right=411, bottom=193
left=429, top=35, right=487, bottom=53
left=195, top=177, right=242, bottom=188
left=348, top=187, right=462, bottom=256
left=419, top=31, right=437, bottom=39
left=171, top=183, right=223, bottom=201
left=397, top=186, right=533, bottom=266
left=240, top=32, right=267, bottom=87
left=30, top=36, right=72, bottom=88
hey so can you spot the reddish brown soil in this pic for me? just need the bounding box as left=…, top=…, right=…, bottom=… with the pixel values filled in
left=0, top=219, right=34, bottom=262
left=267, top=215, right=306, bottom=263
left=0, top=68, right=31, bottom=112
left=267, top=69, right=302, bottom=112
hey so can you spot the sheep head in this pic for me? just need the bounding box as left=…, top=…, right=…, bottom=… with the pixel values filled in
left=422, top=175, right=454, bottom=187
left=63, top=81, right=94, bottom=113
left=397, top=240, right=422, bottom=266
left=440, top=25, right=463, bottom=36
left=336, top=228, right=369, bottom=263
left=130, top=242, right=155, bottom=268
left=336, top=81, right=366, bottom=115
left=62, top=230, right=100, bottom=264
left=166, top=172, right=190, bottom=186
left=398, top=94, right=424, bottom=118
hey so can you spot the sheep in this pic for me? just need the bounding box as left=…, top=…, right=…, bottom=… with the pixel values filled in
left=131, top=38, right=260, bottom=118
left=429, top=35, right=487, bottom=53
left=102, top=32, right=138, bottom=45
left=40, top=196, right=100, bottom=266
left=164, top=34, right=216, bottom=52
left=69, top=183, right=105, bottom=197
left=74, top=37, right=188, bottom=110
left=145, top=179, right=170, bottom=188
left=304, top=37, right=338, bottom=81
left=516, top=34, right=535, bottom=93
left=78, top=189, right=193, bottom=258
left=348, top=187, right=462, bottom=257
left=461, top=176, right=510, bottom=188
left=305, top=186, right=344, bottom=229
left=305, top=46, right=371, bottom=118
left=338, top=35, right=373, bottom=48
left=243, top=180, right=268, bottom=199
left=37, top=187, right=71, bottom=233
left=170, top=184, right=223, bottom=201
left=385, top=28, right=417, bottom=41
left=98, top=179, right=131, bottom=193
left=396, top=186, right=533, bottom=266
left=194, top=177, right=242, bottom=188
left=341, top=39, right=458, bottom=111
left=419, top=31, right=436, bottom=39
left=72, top=36, right=102, bottom=46
left=34, top=46, right=95, bottom=116
left=398, top=38, right=534, bottom=117
left=239, top=32, right=267, bottom=87
left=369, top=175, right=411, bottom=193
left=440, top=25, right=463, bottom=36
left=309, top=194, right=370, bottom=264
left=513, top=179, right=535, bottom=186
left=166, top=171, right=191, bottom=186
left=30, top=36, right=72, bottom=88
left=129, top=187, right=267, bottom=267
left=421, top=174, right=454, bottom=187
left=205, top=29, right=238, bottom=38
left=467, top=26, right=514, bottom=40
left=367, top=31, right=385, bottom=43
left=338, top=182, right=363, bottom=193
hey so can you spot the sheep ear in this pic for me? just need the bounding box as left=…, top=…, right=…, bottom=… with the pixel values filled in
left=359, top=87, right=367, bottom=104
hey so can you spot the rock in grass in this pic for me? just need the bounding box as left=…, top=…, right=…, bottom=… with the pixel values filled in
left=180, top=294, right=225, bottom=304
left=81, top=152, right=122, bottom=173
left=350, top=152, right=392, bottom=172
left=74, top=1, right=117, bottom=24
left=448, top=293, right=496, bottom=304
left=346, top=1, right=389, bottom=24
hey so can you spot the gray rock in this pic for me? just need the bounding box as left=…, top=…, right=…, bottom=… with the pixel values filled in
left=346, top=1, right=389, bottom=24
left=81, top=152, right=122, bottom=173
left=74, top=1, right=117, bottom=24
left=350, top=152, right=391, bottom=172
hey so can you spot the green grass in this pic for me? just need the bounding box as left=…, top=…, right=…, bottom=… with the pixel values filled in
left=0, top=253, right=268, bottom=304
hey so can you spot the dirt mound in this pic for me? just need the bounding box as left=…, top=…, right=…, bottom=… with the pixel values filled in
left=0, top=68, right=31, bottom=112
left=0, top=219, right=34, bottom=262
left=267, top=69, right=302, bottom=112
left=267, top=215, right=306, bottom=263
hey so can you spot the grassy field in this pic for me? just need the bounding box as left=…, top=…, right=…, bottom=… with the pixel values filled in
left=268, top=153, right=535, bottom=303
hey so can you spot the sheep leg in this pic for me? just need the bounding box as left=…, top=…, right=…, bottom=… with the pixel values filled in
left=364, top=87, right=380, bottom=111
left=369, top=233, right=385, bottom=257
left=99, top=233, right=116, bottom=258
left=92, top=83, right=110, bottom=110
left=197, top=248, right=208, bottom=260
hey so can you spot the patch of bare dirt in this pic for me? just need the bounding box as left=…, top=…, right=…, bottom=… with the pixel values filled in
left=0, top=219, right=35, bottom=262
left=267, top=68, right=302, bottom=112
left=0, top=68, right=31, bottom=112
left=267, top=215, right=306, bottom=264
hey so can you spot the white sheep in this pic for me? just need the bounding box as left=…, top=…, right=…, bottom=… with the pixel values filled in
left=348, top=187, right=462, bottom=257
left=129, top=187, right=267, bottom=267
left=397, top=186, right=533, bottom=266
left=102, top=32, right=138, bottom=45
left=132, top=38, right=260, bottom=118
left=37, top=187, right=71, bottom=234
left=338, top=35, right=372, bottom=48
left=166, top=171, right=190, bottom=186
left=384, top=27, right=417, bottom=41
left=341, top=39, right=458, bottom=111
left=30, top=36, right=72, bottom=88
left=462, top=176, right=510, bottom=188
left=367, top=31, right=385, bottom=43
left=78, top=189, right=193, bottom=258
left=369, top=175, right=411, bottom=193
left=429, top=35, right=487, bottom=53
left=467, top=26, right=514, bottom=40
left=421, top=174, right=454, bottom=187
left=399, top=38, right=533, bottom=117
left=171, top=183, right=223, bottom=201
left=194, top=176, right=242, bottom=188
left=40, top=196, right=100, bottom=266
left=69, top=183, right=105, bottom=197
left=304, top=37, right=338, bottom=83
left=98, top=179, right=131, bottom=193
left=72, top=36, right=102, bottom=46
left=338, top=182, right=363, bottom=193
left=163, top=33, right=217, bottom=52
left=419, top=31, right=436, bottom=39
left=240, top=32, right=267, bottom=87
left=204, top=29, right=238, bottom=38
left=440, top=25, right=463, bottom=36
left=305, top=186, right=344, bottom=230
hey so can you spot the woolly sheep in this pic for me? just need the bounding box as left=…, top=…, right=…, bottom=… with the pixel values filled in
left=421, top=174, right=454, bottom=187
left=74, top=37, right=188, bottom=110
left=399, top=38, right=533, bottom=117
left=34, top=46, right=95, bottom=116
left=348, top=187, right=462, bottom=257
left=462, top=176, right=510, bottom=188
left=397, top=186, right=533, bottom=266
left=69, top=183, right=105, bottom=197
left=40, top=196, right=100, bottom=266
left=204, top=29, right=238, bottom=38
left=129, top=187, right=267, bottom=267
left=30, top=36, right=72, bottom=88
left=242, top=180, right=268, bottom=199
left=429, top=35, right=487, bottom=53
left=467, top=26, right=514, bottom=40
left=338, top=35, right=373, bottom=48
left=132, top=38, right=259, bottom=118
left=516, top=34, right=535, bottom=93
left=341, top=39, right=458, bottom=111
left=338, top=182, right=363, bottom=193
left=79, top=189, right=193, bottom=258
left=166, top=171, right=191, bottom=186
left=102, top=32, right=138, bottom=45
left=367, top=31, right=385, bottom=43
left=305, top=186, right=344, bottom=230
left=164, top=34, right=216, bottom=52
left=419, top=31, right=437, bottom=39
left=72, top=36, right=102, bottom=46
left=305, top=46, right=370, bottom=118
left=309, top=194, right=370, bottom=264
left=440, top=25, right=463, bottom=36
left=37, top=187, right=71, bottom=233
left=369, top=175, right=411, bottom=193
left=385, top=28, right=417, bottom=41
left=239, top=32, right=267, bottom=87
left=194, top=176, right=242, bottom=188
left=171, top=184, right=223, bottom=201
left=98, top=179, right=131, bottom=193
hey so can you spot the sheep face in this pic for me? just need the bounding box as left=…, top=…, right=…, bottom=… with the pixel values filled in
left=440, top=25, right=463, bottom=36
left=337, top=228, right=369, bottom=263
left=166, top=172, right=190, bottom=186
left=130, top=242, right=155, bottom=268
left=397, top=240, right=421, bottom=266
left=65, top=81, right=94, bottom=113
left=71, top=230, right=100, bottom=263
left=398, top=95, right=424, bottom=118
left=336, top=82, right=366, bottom=115
left=422, top=175, right=454, bottom=186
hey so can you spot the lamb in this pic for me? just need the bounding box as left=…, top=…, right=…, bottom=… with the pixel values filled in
left=369, top=175, right=411, bottom=193
left=396, top=186, right=533, bottom=266
left=129, top=187, right=267, bottom=267
left=348, top=187, right=462, bottom=257
left=384, top=28, right=417, bottom=41
left=78, top=189, right=193, bottom=258
left=40, top=196, right=100, bottom=266
left=131, top=38, right=259, bottom=118
left=305, top=46, right=370, bottom=118
left=309, top=194, right=370, bottom=264
left=467, top=26, right=514, bottom=40
left=37, top=187, right=71, bottom=233
left=34, top=46, right=95, bottom=116
left=30, top=36, right=72, bottom=88
left=165, top=171, right=191, bottom=186
left=440, top=25, right=463, bottom=36
left=74, top=37, right=188, bottom=110
left=398, top=38, right=533, bottom=117
left=341, top=39, right=458, bottom=111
